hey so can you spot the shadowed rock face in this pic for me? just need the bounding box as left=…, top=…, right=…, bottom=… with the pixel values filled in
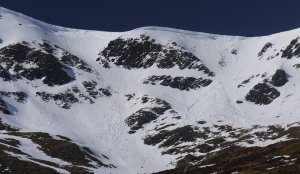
left=270, top=69, right=288, bottom=87
left=97, top=35, right=214, bottom=76
left=245, top=83, right=280, bottom=105
left=0, top=43, right=74, bottom=86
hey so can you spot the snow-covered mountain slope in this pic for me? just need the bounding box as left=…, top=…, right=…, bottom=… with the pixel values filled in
left=1, top=6, right=300, bottom=174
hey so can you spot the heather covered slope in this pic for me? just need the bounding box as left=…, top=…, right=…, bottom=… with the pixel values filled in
left=0, top=6, right=300, bottom=174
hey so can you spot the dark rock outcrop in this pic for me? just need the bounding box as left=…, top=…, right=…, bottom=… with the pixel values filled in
left=0, top=91, right=27, bottom=114
left=61, top=51, right=92, bottom=73
left=294, top=63, right=300, bottom=69
left=245, top=83, right=280, bottom=105
left=0, top=65, right=11, bottom=81
left=39, top=41, right=56, bottom=54
left=144, top=125, right=203, bottom=148
left=99, top=88, right=112, bottom=97
left=97, top=35, right=214, bottom=76
left=125, top=97, right=171, bottom=132
left=40, top=41, right=92, bottom=73
left=0, top=97, right=11, bottom=115
left=36, top=91, right=78, bottom=109
left=258, top=42, right=273, bottom=57
left=282, top=37, right=300, bottom=59
left=0, top=43, right=73, bottom=86
left=0, top=91, right=27, bottom=103
left=82, top=81, right=112, bottom=99
left=144, top=75, right=212, bottom=91
left=270, top=69, right=288, bottom=87
left=125, top=109, right=159, bottom=131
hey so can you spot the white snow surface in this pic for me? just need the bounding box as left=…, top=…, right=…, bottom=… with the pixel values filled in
left=1, top=6, right=300, bottom=174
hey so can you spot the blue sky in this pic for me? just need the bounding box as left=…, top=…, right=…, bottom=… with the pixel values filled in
left=1, top=0, right=299, bottom=36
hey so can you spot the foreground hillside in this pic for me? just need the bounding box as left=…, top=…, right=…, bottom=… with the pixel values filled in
left=1, top=6, right=300, bottom=174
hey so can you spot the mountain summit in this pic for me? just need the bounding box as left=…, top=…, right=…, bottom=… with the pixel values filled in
left=0, top=6, right=300, bottom=174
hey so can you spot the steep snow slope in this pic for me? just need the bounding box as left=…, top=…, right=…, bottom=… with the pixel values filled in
left=1, top=6, right=300, bottom=174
